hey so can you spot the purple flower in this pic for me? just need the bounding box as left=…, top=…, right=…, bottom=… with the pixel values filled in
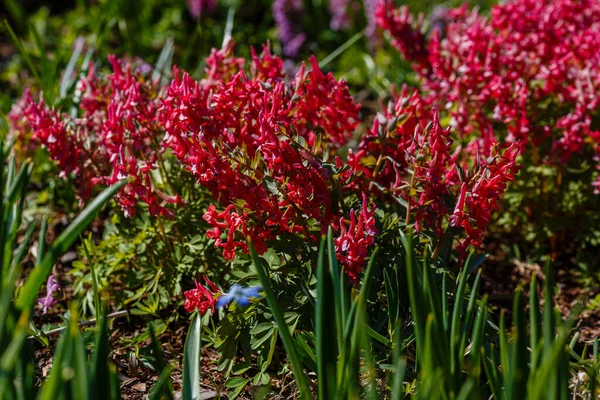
left=273, top=0, right=307, bottom=58
left=364, top=0, right=382, bottom=46
left=38, top=275, right=60, bottom=314
left=429, top=6, right=450, bottom=39
left=217, top=284, right=262, bottom=308
left=329, top=0, right=352, bottom=31
left=187, top=0, right=217, bottom=19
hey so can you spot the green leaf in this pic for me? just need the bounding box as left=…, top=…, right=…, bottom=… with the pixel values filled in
left=182, top=311, right=202, bottom=400
left=36, top=216, right=48, bottom=266
left=148, top=367, right=174, bottom=400
left=226, top=377, right=249, bottom=400
left=71, top=313, right=90, bottom=400
left=38, top=317, right=69, bottom=400
left=16, top=180, right=127, bottom=311
left=327, top=226, right=345, bottom=348
left=542, top=258, right=555, bottom=353
left=91, top=311, right=112, bottom=400
left=247, top=238, right=312, bottom=400
left=316, top=235, right=337, bottom=400
left=225, top=377, right=249, bottom=388
left=59, top=37, right=85, bottom=99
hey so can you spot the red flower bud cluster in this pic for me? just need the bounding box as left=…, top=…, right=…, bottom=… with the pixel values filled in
left=449, top=142, right=520, bottom=253
left=349, top=88, right=519, bottom=251
left=377, top=0, right=600, bottom=179
left=376, top=1, right=430, bottom=74
left=11, top=56, right=181, bottom=217
left=334, top=193, right=377, bottom=282
left=159, top=43, right=360, bottom=260
left=183, top=277, right=219, bottom=314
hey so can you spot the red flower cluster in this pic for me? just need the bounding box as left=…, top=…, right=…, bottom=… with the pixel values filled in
left=334, top=193, right=377, bottom=282
left=10, top=56, right=181, bottom=217
left=13, top=37, right=529, bottom=276
left=160, top=43, right=360, bottom=260
left=349, top=88, right=519, bottom=252
left=376, top=2, right=430, bottom=74
left=12, top=90, right=82, bottom=179
left=183, top=277, right=219, bottom=313
left=449, top=143, right=520, bottom=252
left=377, top=0, right=600, bottom=177
left=349, top=88, right=456, bottom=233
left=7, top=89, right=38, bottom=156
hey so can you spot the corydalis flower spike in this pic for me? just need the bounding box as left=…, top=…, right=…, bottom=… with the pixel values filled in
left=38, top=275, right=60, bottom=314
left=183, top=277, right=219, bottom=314
left=334, top=194, right=377, bottom=282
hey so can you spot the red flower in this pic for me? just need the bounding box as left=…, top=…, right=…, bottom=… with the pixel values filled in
left=183, top=277, right=220, bottom=314
left=334, top=193, right=377, bottom=282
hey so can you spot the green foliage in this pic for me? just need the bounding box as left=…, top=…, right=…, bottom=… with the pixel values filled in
left=0, top=143, right=126, bottom=398
left=182, top=311, right=203, bottom=400
left=70, top=190, right=215, bottom=314
left=246, top=229, right=600, bottom=399
left=0, top=144, right=205, bottom=400
left=496, top=161, right=600, bottom=266
left=0, top=0, right=274, bottom=107
left=2, top=1, right=600, bottom=399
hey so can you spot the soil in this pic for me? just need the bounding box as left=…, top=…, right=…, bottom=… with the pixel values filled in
left=480, top=238, right=600, bottom=344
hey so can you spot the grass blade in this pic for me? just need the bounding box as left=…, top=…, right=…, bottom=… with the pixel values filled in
left=36, top=216, right=48, bottom=266
left=315, top=235, right=337, bottom=400
left=529, top=274, right=541, bottom=371
left=248, top=238, right=311, bottom=400
left=182, top=311, right=202, bottom=400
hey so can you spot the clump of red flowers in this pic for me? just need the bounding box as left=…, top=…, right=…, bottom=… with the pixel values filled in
left=10, top=37, right=523, bottom=280
left=183, top=277, right=219, bottom=314
left=334, top=193, right=377, bottom=282
left=160, top=42, right=360, bottom=260
left=349, top=87, right=520, bottom=253
left=9, top=56, right=181, bottom=218
left=377, top=0, right=600, bottom=184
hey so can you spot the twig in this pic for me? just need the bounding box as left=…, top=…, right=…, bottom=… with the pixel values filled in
left=27, top=310, right=129, bottom=339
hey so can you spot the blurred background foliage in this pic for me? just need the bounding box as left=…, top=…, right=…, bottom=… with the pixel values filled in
left=0, top=0, right=497, bottom=113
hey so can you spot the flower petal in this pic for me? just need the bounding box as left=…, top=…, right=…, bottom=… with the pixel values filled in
left=216, top=294, right=233, bottom=309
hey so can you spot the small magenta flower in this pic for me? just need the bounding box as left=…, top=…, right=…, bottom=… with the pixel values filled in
left=217, top=284, right=262, bottom=308
left=38, top=275, right=60, bottom=314
left=187, top=0, right=217, bottom=19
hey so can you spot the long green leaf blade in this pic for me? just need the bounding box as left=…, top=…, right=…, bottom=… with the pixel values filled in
left=248, top=239, right=311, bottom=400
left=182, top=311, right=202, bottom=400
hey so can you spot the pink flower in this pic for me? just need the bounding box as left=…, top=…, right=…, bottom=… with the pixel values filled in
left=187, top=0, right=217, bottom=19
left=38, top=275, right=60, bottom=314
